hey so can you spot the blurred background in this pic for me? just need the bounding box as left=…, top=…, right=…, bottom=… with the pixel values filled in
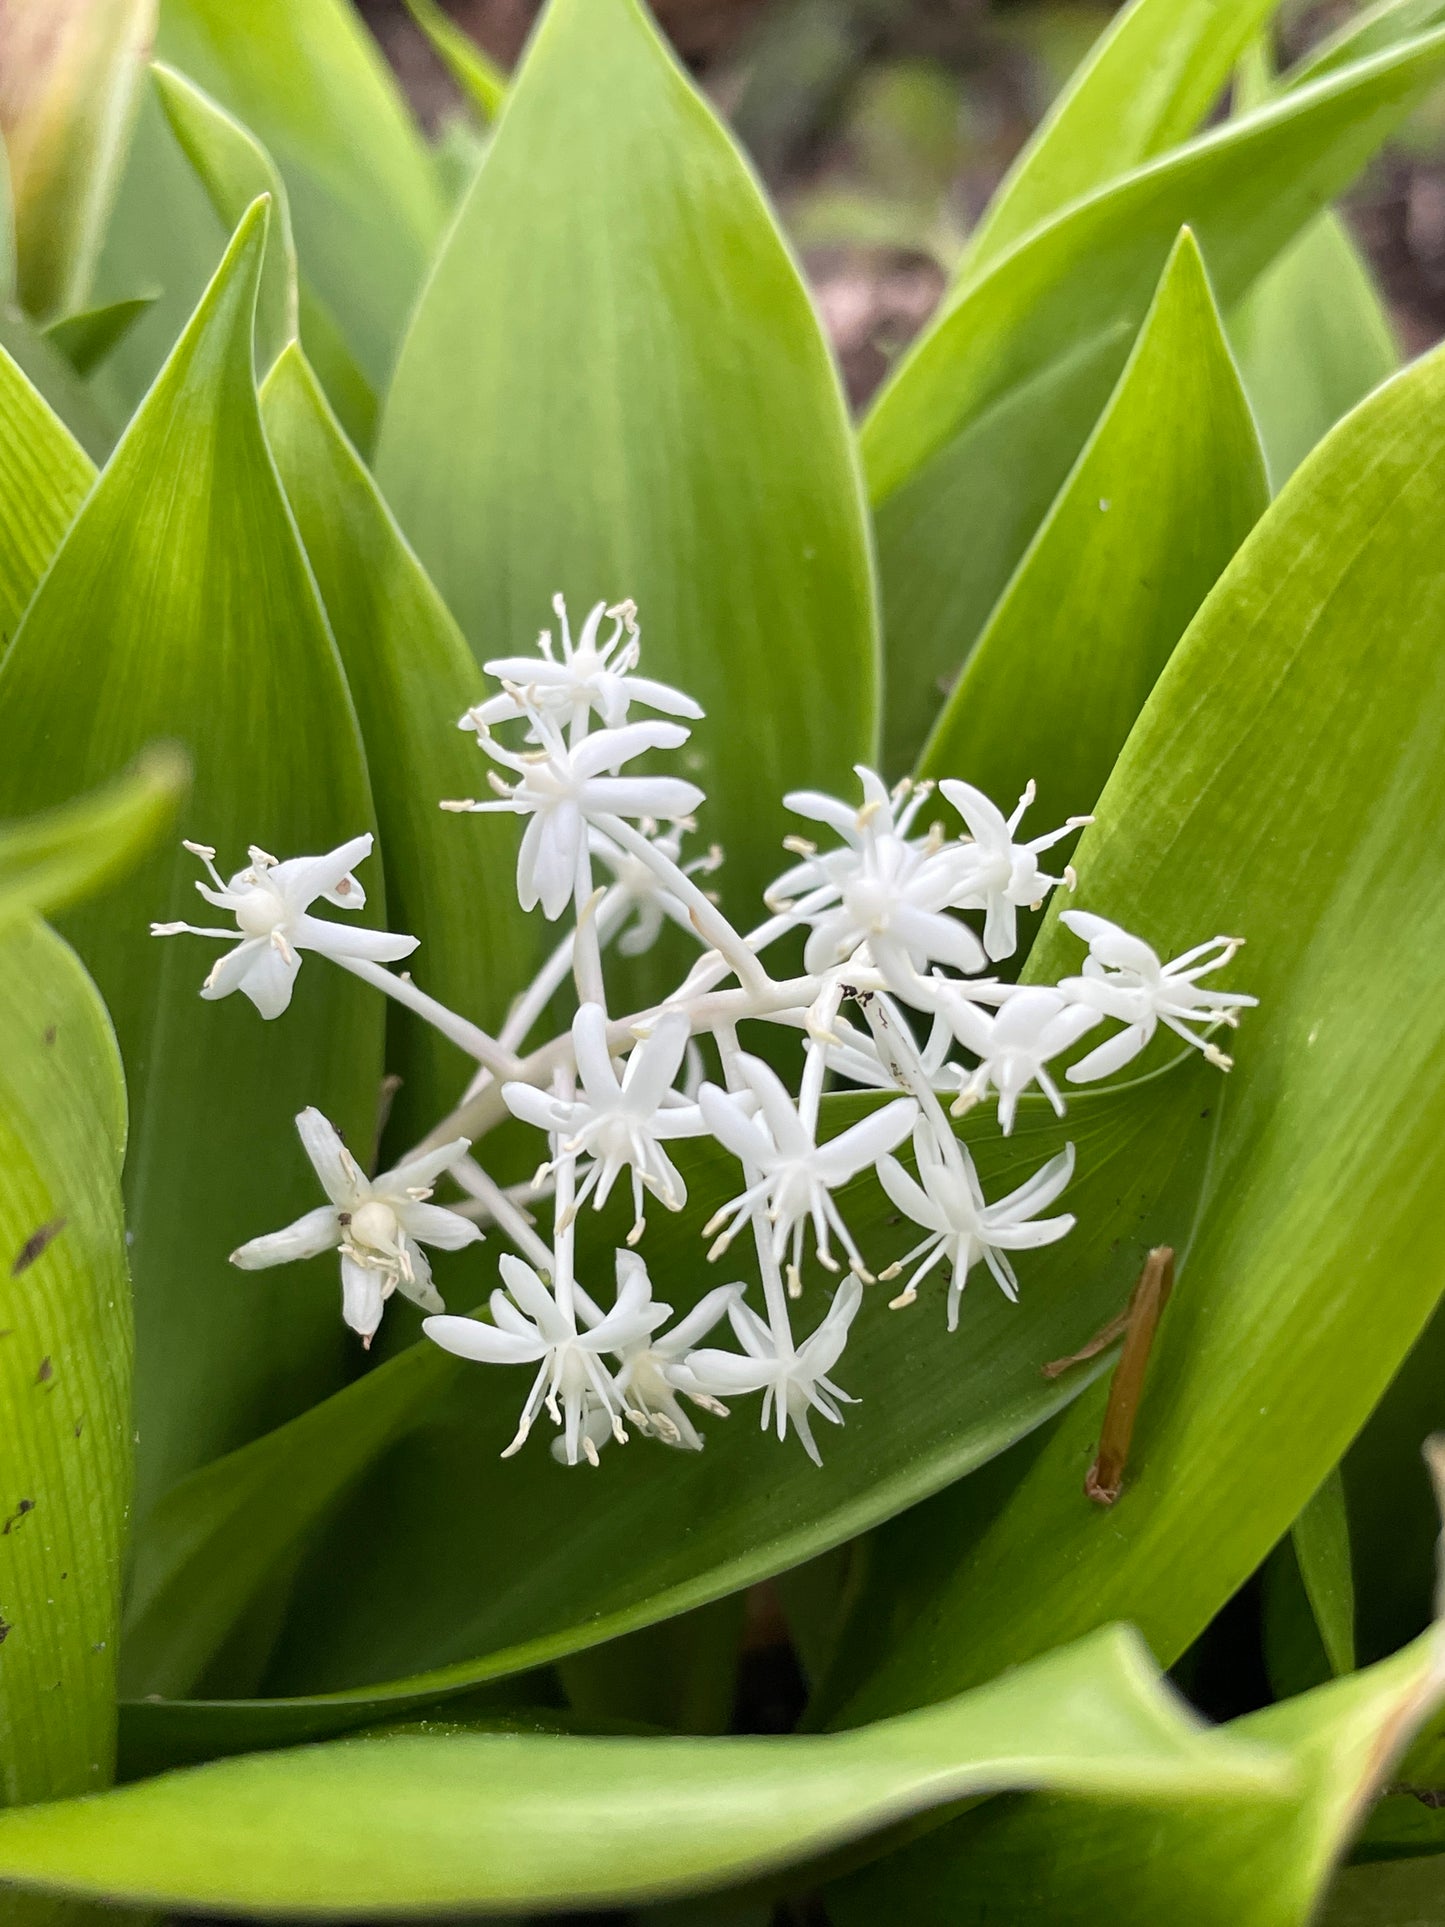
left=358, top=0, right=1445, bottom=404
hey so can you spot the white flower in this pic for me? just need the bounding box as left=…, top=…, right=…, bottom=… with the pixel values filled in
left=423, top=1249, right=670, bottom=1465
left=939, top=779, right=1091, bottom=961
left=151, top=834, right=417, bottom=1018
left=590, top=824, right=723, bottom=958
left=930, top=983, right=1101, bottom=1133
left=1059, top=911, right=1258, bottom=1079
left=877, top=1127, right=1075, bottom=1328
left=444, top=714, right=704, bottom=920
left=773, top=768, right=985, bottom=986
left=699, top=1054, right=916, bottom=1285
left=567, top=1264, right=743, bottom=1455
left=231, top=1108, right=481, bottom=1345
left=673, top=1276, right=863, bottom=1465
left=462, top=595, right=702, bottom=734
left=502, top=1006, right=706, bottom=1240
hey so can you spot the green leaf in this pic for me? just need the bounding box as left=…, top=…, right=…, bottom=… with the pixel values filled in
left=1286, top=0, right=1445, bottom=90
left=1294, top=1468, right=1356, bottom=1679
left=258, top=343, right=534, bottom=1143
left=42, top=292, right=156, bottom=377
left=1322, top=1856, right=1445, bottom=1926
left=402, top=0, right=507, bottom=120
left=0, top=302, right=119, bottom=462
left=0, top=917, right=129, bottom=1807
left=918, top=228, right=1267, bottom=827
left=826, top=1628, right=1445, bottom=1927
left=0, top=751, right=187, bottom=928
left=0, top=203, right=382, bottom=1521
left=868, top=25, right=1445, bottom=772
left=957, top=0, right=1282, bottom=284
left=0, top=338, right=93, bottom=639
left=151, top=64, right=376, bottom=452
left=818, top=329, right=1445, bottom=1730
left=376, top=0, right=878, bottom=922
left=156, top=0, right=445, bottom=397
left=1228, top=212, right=1398, bottom=490
left=0, top=1628, right=1288, bottom=1915
left=151, top=63, right=297, bottom=374
left=0, top=0, right=155, bottom=319
left=120, top=1069, right=1213, bottom=1747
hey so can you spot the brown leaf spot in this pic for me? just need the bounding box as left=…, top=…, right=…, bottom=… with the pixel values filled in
left=12, top=1217, right=66, bottom=1275
left=2, top=1498, right=35, bottom=1535
left=42, top=1025, right=56, bottom=1046
left=35, top=1356, right=51, bottom=1384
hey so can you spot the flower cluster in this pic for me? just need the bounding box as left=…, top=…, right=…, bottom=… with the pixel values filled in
left=153, top=595, right=1256, bottom=1468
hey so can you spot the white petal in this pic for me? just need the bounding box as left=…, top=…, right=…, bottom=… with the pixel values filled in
left=572, top=720, right=690, bottom=779
left=396, top=1200, right=483, bottom=1251
left=230, top=1205, right=340, bottom=1270
left=292, top=914, right=419, bottom=964
left=573, top=1002, right=622, bottom=1101
left=583, top=775, right=704, bottom=822
left=423, top=1313, right=545, bottom=1364
left=381, top=1136, right=474, bottom=1195
left=341, top=1256, right=385, bottom=1341
left=232, top=940, right=302, bottom=1018
left=1065, top=1024, right=1152, bottom=1084
left=295, top=1108, right=365, bottom=1207
left=816, top=1098, right=917, bottom=1184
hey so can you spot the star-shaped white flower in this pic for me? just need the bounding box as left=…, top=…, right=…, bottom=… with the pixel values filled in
left=445, top=714, right=704, bottom=920
left=151, top=834, right=417, bottom=1018
left=502, top=1006, right=706, bottom=1240
left=699, top=1054, right=916, bottom=1285
left=672, top=1276, right=863, bottom=1465
left=231, top=1108, right=481, bottom=1345
left=590, top=824, right=724, bottom=958
left=565, top=1263, right=743, bottom=1455
left=1058, top=911, right=1258, bottom=1079
left=424, top=1249, right=671, bottom=1465
left=463, top=595, right=702, bottom=734
left=877, top=1127, right=1075, bottom=1328
left=939, top=779, right=1090, bottom=961
left=929, top=983, right=1101, bottom=1133
left=772, top=768, right=984, bottom=987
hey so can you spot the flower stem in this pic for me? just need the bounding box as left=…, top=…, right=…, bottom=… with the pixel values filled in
left=337, top=955, right=521, bottom=1079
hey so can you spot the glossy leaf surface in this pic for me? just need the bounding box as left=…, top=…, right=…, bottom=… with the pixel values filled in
left=869, top=26, right=1445, bottom=771
left=0, top=1629, right=1285, bottom=1915
left=919, top=229, right=1266, bottom=825
left=377, top=0, right=877, bottom=921
left=0, top=920, right=129, bottom=1807
left=828, top=1629, right=1445, bottom=1927
left=0, top=205, right=381, bottom=1521
left=823, top=337, right=1445, bottom=1729
left=0, top=340, right=92, bottom=637
left=260, top=344, right=533, bottom=1141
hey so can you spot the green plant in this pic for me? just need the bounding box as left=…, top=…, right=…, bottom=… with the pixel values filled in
left=2, top=0, right=1445, bottom=1920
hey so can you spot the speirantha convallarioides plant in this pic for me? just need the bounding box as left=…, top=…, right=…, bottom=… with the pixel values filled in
left=8, top=0, right=1445, bottom=1915
left=152, top=595, right=1256, bottom=1465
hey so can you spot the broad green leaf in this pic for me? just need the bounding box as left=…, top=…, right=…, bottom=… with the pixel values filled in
left=152, top=65, right=375, bottom=452
left=0, top=1629, right=1288, bottom=1915
left=919, top=229, right=1267, bottom=826
left=1228, top=212, right=1398, bottom=489
left=0, top=303, right=118, bottom=461
left=1294, top=1468, right=1356, bottom=1679
left=1322, top=1856, right=1445, bottom=1925
left=0, top=203, right=382, bottom=1520
left=957, top=0, right=1282, bottom=285
left=377, top=0, right=878, bottom=922
left=0, top=918, right=129, bottom=1808
left=119, top=1069, right=1212, bottom=1744
left=1287, top=0, right=1445, bottom=90
left=151, top=64, right=296, bottom=374
left=0, top=751, right=186, bottom=928
left=84, top=81, right=226, bottom=422
left=403, top=0, right=507, bottom=119
left=0, top=0, right=155, bottom=319
left=42, top=292, right=155, bottom=377
left=868, top=26, right=1445, bottom=772
left=156, top=0, right=445, bottom=396
left=819, top=334, right=1445, bottom=1730
left=827, top=1627, right=1445, bottom=1927
left=0, top=339, right=93, bottom=637
left=259, top=344, right=533, bottom=1144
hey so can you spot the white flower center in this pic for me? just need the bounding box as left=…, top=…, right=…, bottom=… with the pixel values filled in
left=234, top=884, right=288, bottom=938
left=349, top=1199, right=400, bottom=1257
